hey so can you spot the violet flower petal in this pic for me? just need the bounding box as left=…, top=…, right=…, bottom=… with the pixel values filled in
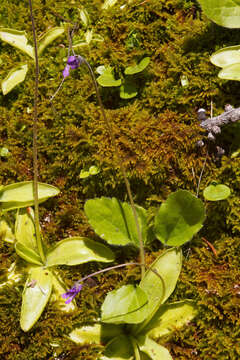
left=63, top=64, right=70, bottom=78
left=62, top=284, right=83, bottom=304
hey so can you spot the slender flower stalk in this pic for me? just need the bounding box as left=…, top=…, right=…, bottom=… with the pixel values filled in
left=51, top=51, right=145, bottom=278
left=62, top=262, right=165, bottom=304
left=29, top=0, right=45, bottom=263
left=82, top=57, right=145, bottom=278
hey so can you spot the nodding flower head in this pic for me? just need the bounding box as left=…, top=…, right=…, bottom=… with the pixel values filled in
left=61, top=283, right=83, bottom=304
left=62, top=55, right=84, bottom=78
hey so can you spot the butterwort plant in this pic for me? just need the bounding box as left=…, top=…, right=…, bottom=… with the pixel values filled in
left=59, top=190, right=205, bottom=359
left=68, top=248, right=198, bottom=360
left=0, top=182, right=115, bottom=332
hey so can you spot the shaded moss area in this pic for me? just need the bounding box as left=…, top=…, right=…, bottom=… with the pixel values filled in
left=0, top=0, right=240, bottom=358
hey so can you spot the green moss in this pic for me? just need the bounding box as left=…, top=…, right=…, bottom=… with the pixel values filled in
left=0, top=0, right=240, bottom=358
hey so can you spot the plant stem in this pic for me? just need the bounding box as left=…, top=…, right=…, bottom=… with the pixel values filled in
left=29, top=0, right=45, bottom=263
left=130, top=336, right=141, bottom=360
left=83, top=58, right=145, bottom=278
left=74, top=261, right=165, bottom=287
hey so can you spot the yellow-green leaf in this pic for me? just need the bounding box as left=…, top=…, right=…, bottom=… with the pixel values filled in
left=2, top=64, right=28, bottom=95
left=144, top=300, right=198, bottom=339
left=218, top=63, right=240, bottom=80
left=137, top=248, right=182, bottom=333
left=38, top=27, right=64, bottom=55
left=46, top=237, right=114, bottom=267
left=15, top=208, right=38, bottom=252
left=20, top=267, right=53, bottom=331
left=0, top=28, right=34, bottom=58
left=15, top=242, right=43, bottom=266
left=0, top=181, right=60, bottom=211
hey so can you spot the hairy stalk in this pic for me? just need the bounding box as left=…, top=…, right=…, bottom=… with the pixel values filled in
left=29, top=0, right=45, bottom=262
left=83, top=58, right=145, bottom=278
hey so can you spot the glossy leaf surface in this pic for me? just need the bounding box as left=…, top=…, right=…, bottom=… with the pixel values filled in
left=210, top=45, right=240, bottom=68
left=137, top=248, right=182, bottom=331
left=0, top=28, right=34, bottom=58
left=137, top=336, right=172, bottom=360
left=15, top=242, right=43, bottom=266
left=15, top=208, right=38, bottom=252
left=203, top=183, right=231, bottom=201
left=97, top=67, right=121, bottom=87
left=125, top=57, right=150, bottom=75
left=20, top=267, right=52, bottom=331
left=154, top=190, right=205, bottom=246
left=101, top=285, right=148, bottom=324
left=218, top=63, right=240, bottom=80
left=0, top=181, right=60, bottom=211
left=144, top=300, right=198, bottom=339
left=46, top=237, right=114, bottom=267
left=84, top=197, right=148, bottom=246
left=38, top=27, right=64, bottom=55
left=69, top=323, right=123, bottom=344
left=197, top=0, right=240, bottom=28
left=2, top=63, right=28, bottom=95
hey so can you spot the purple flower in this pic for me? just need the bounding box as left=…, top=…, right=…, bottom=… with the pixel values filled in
left=62, top=284, right=83, bottom=304
left=62, top=64, right=70, bottom=79
left=62, top=55, right=84, bottom=78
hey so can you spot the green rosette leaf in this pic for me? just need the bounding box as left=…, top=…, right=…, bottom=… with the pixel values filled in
left=154, top=190, right=205, bottom=246
left=20, top=267, right=53, bottom=331
left=101, top=285, right=149, bottom=324
left=0, top=181, right=60, bottom=211
left=46, top=237, right=114, bottom=267
left=84, top=197, right=148, bottom=247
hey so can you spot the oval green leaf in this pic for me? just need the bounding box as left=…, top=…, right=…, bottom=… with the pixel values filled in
left=101, top=285, right=149, bottom=324
left=2, top=63, right=28, bottom=95
left=203, top=183, right=231, bottom=201
left=120, top=81, right=138, bottom=99
left=38, top=27, right=64, bottom=56
left=0, top=28, right=34, bottom=58
left=97, top=67, right=121, bottom=87
left=210, top=45, right=240, bottom=68
left=218, top=63, right=240, bottom=80
left=20, top=267, right=53, bottom=331
left=15, top=242, right=43, bottom=265
left=45, top=237, right=114, bottom=267
left=197, top=0, right=240, bottom=28
left=0, top=181, right=60, bottom=211
left=137, top=336, right=172, bottom=360
left=84, top=197, right=148, bottom=247
left=154, top=190, right=205, bottom=246
left=136, top=248, right=182, bottom=333
left=145, top=300, right=198, bottom=339
left=15, top=207, right=38, bottom=252
left=124, top=57, right=150, bottom=75
left=69, top=323, right=123, bottom=345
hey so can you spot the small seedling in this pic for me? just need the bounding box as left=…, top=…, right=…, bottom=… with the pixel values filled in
left=96, top=57, right=150, bottom=99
